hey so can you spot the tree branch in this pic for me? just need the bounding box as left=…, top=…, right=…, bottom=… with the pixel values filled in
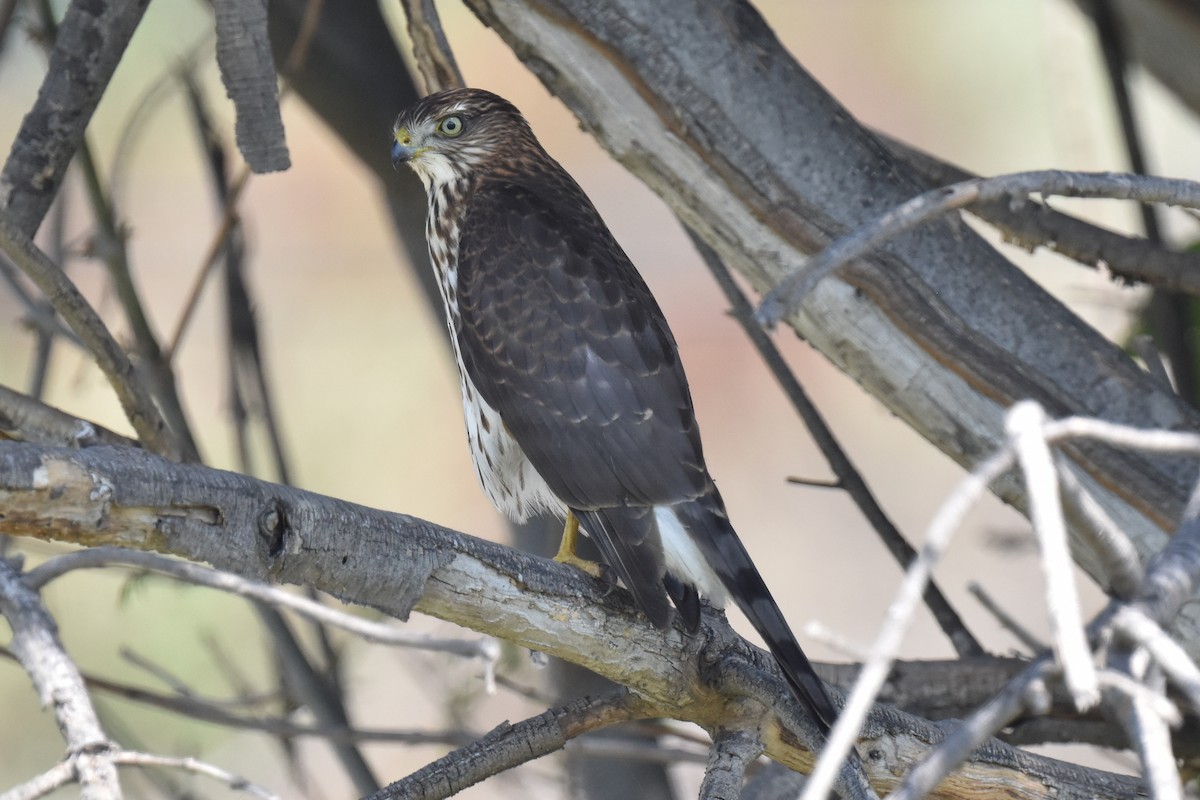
left=0, top=439, right=1146, bottom=799
left=0, top=221, right=178, bottom=458
left=0, top=557, right=120, bottom=799
left=757, top=170, right=1200, bottom=325
left=365, top=691, right=646, bottom=800
left=0, top=0, right=150, bottom=236
left=700, top=726, right=763, bottom=800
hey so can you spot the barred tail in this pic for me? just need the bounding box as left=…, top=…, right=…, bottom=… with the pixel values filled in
left=676, top=496, right=838, bottom=733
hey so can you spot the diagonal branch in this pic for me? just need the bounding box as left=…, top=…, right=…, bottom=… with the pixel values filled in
left=689, top=232, right=982, bottom=659
left=0, top=557, right=121, bottom=799
left=0, top=0, right=150, bottom=237
left=0, top=222, right=178, bottom=458
left=365, top=691, right=647, bottom=800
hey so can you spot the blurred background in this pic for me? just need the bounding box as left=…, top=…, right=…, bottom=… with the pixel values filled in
left=1, top=0, right=1198, bottom=796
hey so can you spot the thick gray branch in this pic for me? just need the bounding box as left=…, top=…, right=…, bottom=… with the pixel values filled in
left=212, top=0, right=289, bottom=172
left=0, top=0, right=150, bottom=236
left=0, top=558, right=120, bottom=799
left=0, top=440, right=1145, bottom=800
left=700, top=727, right=763, bottom=800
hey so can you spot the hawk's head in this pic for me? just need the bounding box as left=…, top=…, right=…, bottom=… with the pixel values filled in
left=392, top=88, right=535, bottom=191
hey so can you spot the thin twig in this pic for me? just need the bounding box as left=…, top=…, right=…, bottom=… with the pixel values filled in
left=110, top=751, right=278, bottom=800
left=0, top=384, right=137, bottom=448
left=0, top=557, right=120, bottom=797
left=1053, top=453, right=1144, bottom=600
left=1111, top=607, right=1200, bottom=716
left=0, top=646, right=478, bottom=746
left=884, top=136, right=1200, bottom=299
left=1007, top=402, right=1098, bottom=709
left=966, top=582, right=1045, bottom=654
left=892, top=465, right=1200, bottom=800
left=692, top=232, right=982, bottom=658
left=28, top=0, right=198, bottom=462
left=757, top=171, right=1200, bottom=327
left=1105, top=650, right=1181, bottom=800
left=0, top=218, right=176, bottom=457
left=25, top=547, right=500, bottom=660
left=800, top=437, right=1015, bottom=800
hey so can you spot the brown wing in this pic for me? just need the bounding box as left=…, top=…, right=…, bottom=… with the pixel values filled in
left=454, top=178, right=710, bottom=511
left=453, top=177, right=711, bottom=625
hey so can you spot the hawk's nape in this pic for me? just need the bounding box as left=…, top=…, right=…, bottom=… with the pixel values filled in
left=392, top=87, right=838, bottom=733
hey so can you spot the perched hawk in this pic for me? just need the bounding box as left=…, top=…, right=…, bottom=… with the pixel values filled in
left=392, top=88, right=836, bottom=732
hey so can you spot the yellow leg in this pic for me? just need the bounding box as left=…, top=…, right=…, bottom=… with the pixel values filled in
left=553, top=511, right=606, bottom=579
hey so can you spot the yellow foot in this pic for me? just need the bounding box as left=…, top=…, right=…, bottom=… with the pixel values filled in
left=553, top=511, right=608, bottom=580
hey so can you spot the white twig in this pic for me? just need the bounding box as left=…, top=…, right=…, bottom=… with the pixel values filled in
left=1112, top=607, right=1200, bottom=716
left=804, top=621, right=868, bottom=661
left=1042, top=417, right=1200, bottom=455
left=1096, top=668, right=1181, bottom=727
left=800, top=442, right=1016, bottom=800
left=0, top=557, right=121, bottom=799
left=1105, top=652, right=1182, bottom=800
left=0, top=750, right=279, bottom=800
left=1053, top=454, right=1144, bottom=599
left=25, top=547, right=500, bottom=662
left=110, top=751, right=278, bottom=800
left=1007, top=402, right=1098, bottom=709
left=0, top=761, right=74, bottom=800
left=757, top=170, right=1200, bottom=325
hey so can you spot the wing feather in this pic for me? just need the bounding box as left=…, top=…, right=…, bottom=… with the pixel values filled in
left=454, top=179, right=709, bottom=511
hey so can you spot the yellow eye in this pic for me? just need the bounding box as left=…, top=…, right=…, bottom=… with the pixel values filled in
left=437, top=115, right=464, bottom=137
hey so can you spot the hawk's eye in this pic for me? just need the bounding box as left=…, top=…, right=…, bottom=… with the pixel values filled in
left=437, top=115, right=464, bottom=137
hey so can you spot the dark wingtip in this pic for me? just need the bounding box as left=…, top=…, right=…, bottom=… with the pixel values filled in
left=663, top=574, right=701, bottom=632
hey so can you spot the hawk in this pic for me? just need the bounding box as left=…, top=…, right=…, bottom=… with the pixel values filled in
left=392, top=88, right=836, bottom=732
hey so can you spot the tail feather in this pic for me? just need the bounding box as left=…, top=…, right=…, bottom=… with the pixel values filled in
left=675, top=496, right=838, bottom=733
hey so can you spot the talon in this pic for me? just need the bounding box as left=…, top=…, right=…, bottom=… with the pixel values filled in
left=553, top=511, right=609, bottom=582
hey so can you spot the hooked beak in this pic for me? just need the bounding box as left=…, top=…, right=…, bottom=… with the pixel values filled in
left=391, top=129, right=417, bottom=170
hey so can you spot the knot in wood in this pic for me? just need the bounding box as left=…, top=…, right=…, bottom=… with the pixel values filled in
left=256, top=499, right=290, bottom=561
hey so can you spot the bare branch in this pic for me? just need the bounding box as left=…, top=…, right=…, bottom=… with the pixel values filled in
left=0, top=221, right=178, bottom=457
left=700, top=727, right=764, bottom=800
left=0, top=647, right=479, bottom=747
left=1008, top=402, right=1097, bottom=709
left=0, top=384, right=137, bottom=449
left=211, top=0, right=289, bottom=172
left=0, top=557, right=120, bottom=799
left=0, top=0, right=150, bottom=236
left=758, top=171, right=1200, bottom=326
left=25, top=547, right=499, bottom=660
left=107, top=751, right=278, bottom=800
left=0, top=749, right=280, bottom=800
left=1053, top=454, right=1144, bottom=600
left=0, top=439, right=1144, bottom=799
left=967, top=583, right=1045, bottom=654
left=690, top=231, right=982, bottom=658
left=364, top=691, right=647, bottom=800
left=800, top=439, right=1016, bottom=800
left=886, top=136, right=1200, bottom=296
left=1104, top=652, right=1181, bottom=800
left=398, top=0, right=464, bottom=94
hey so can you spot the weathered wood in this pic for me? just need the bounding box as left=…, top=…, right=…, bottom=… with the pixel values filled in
left=0, top=440, right=1146, bottom=800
